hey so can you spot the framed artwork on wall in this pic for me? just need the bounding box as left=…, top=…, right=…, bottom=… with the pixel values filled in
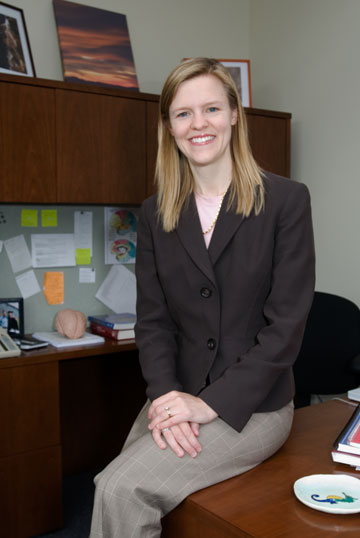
left=53, top=0, right=139, bottom=90
left=0, top=2, right=35, bottom=77
left=218, top=59, right=252, bottom=107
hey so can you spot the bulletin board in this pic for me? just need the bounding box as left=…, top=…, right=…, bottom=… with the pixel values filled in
left=0, top=204, right=138, bottom=334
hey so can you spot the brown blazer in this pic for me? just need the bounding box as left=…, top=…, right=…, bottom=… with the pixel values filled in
left=135, top=172, right=315, bottom=432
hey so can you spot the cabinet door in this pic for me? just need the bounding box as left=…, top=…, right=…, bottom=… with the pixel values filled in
left=0, top=447, right=62, bottom=538
left=0, top=83, right=56, bottom=202
left=0, top=362, right=60, bottom=457
left=0, top=363, right=62, bottom=538
left=56, top=90, right=146, bottom=204
left=246, top=112, right=291, bottom=178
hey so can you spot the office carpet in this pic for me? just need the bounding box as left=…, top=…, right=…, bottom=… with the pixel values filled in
left=37, top=469, right=98, bottom=538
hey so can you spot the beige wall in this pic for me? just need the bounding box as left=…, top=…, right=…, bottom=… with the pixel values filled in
left=11, top=0, right=250, bottom=94
left=250, top=0, right=360, bottom=306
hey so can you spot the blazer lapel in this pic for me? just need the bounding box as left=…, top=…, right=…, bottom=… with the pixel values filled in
left=208, top=191, right=246, bottom=265
left=176, top=194, right=217, bottom=286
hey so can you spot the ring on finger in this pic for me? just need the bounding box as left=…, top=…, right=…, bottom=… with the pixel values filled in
left=162, top=427, right=170, bottom=433
left=164, top=405, right=172, bottom=418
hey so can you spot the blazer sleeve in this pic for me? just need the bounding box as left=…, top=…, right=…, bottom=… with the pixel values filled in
left=135, top=199, right=183, bottom=400
left=199, top=182, right=316, bottom=431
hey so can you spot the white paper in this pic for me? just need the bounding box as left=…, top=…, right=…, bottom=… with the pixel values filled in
left=79, top=267, right=96, bottom=283
left=104, top=207, right=138, bottom=265
left=15, top=270, right=41, bottom=299
left=4, top=235, right=32, bottom=273
left=0, top=240, right=3, bottom=253
left=31, top=234, right=76, bottom=268
left=74, top=211, right=93, bottom=254
left=32, top=331, right=104, bottom=348
left=96, top=265, right=136, bottom=313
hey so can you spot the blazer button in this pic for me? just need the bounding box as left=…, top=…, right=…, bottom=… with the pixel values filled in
left=207, top=338, right=216, bottom=350
left=200, top=287, right=212, bottom=298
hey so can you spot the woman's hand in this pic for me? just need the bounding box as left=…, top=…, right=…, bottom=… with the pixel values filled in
left=152, top=421, right=201, bottom=458
left=148, top=390, right=218, bottom=435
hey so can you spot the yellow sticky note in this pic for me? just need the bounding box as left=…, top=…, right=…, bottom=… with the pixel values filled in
left=21, top=209, right=38, bottom=227
left=41, top=209, right=58, bottom=227
left=43, top=272, right=64, bottom=305
left=76, top=248, right=91, bottom=265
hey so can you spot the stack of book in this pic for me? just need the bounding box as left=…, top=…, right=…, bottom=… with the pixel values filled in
left=88, top=313, right=136, bottom=341
left=332, top=404, right=360, bottom=468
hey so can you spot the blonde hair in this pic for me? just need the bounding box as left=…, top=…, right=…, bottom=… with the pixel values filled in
left=156, top=57, right=264, bottom=231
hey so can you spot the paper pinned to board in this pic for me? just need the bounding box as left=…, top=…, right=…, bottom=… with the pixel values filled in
left=21, top=209, right=38, bottom=227
left=43, top=272, right=64, bottom=305
left=104, top=207, right=138, bottom=265
left=74, top=210, right=93, bottom=254
left=31, top=234, right=75, bottom=268
left=79, top=267, right=96, bottom=283
left=4, top=235, right=32, bottom=273
left=76, top=248, right=91, bottom=265
left=95, top=264, right=136, bottom=313
left=15, top=270, right=41, bottom=299
left=41, top=209, right=58, bottom=227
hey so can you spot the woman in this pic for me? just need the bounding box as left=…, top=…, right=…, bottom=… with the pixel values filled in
left=90, top=58, right=315, bottom=537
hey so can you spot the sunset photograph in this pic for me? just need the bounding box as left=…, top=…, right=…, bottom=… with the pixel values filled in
left=53, top=0, right=139, bottom=90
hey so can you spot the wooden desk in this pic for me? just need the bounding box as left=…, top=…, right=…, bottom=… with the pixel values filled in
left=2, top=343, right=359, bottom=538
left=0, top=339, right=146, bottom=538
left=162, top=400, right=360, bottom=538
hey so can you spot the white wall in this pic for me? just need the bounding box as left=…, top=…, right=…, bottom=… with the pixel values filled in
left=250, top=0, right=360, bottom=306
left=11, top=0, right=250, bottom=94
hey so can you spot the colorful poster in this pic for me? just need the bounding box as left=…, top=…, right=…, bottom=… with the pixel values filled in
left=104, top=207, right=138, bottom=265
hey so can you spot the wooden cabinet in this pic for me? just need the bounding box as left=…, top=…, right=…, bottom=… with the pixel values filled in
left=0, top=73, right=291, bottom=205
left=56, top=89, right=146, bottom=204
left=0, top=340, right=143, bottom=538
left=0, top=362, right=62, bottom=538
left=0, top=74, right=158, bottom=204
left=0, top=82, right=56, bottom=203
left=246, top=107, right=291, bottom=178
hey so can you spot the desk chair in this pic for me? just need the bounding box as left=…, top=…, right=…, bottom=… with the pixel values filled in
left=293, top=291, right=360, bottom=408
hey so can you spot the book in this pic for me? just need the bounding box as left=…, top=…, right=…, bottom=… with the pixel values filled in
left=331, top=448, right=360, bottom=467
left=88, top=313, right=136, bottom=330
left=90, top=322, right=135, bottom=341
left=349, top=421, right=360, bottom=448
left=333, top=404, right=360, bottom=456
left=348, top=387, right=360, bottom=402
left=32, top=331, right=104, bottom=348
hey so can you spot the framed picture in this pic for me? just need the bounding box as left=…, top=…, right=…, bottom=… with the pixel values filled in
left=0, top=297, right=24, bottom=339
left=53, top=0, right=139, bottom=90
left=218, top=59, right=252, bottom=107
left=0, top=2, right=35, bottom=77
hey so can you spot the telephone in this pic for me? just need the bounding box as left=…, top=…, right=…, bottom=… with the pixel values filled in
left=0, top=327, right=21, bottom=358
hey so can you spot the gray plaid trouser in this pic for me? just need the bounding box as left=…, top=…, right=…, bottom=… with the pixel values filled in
left=89, top=400, right=293, bottom=538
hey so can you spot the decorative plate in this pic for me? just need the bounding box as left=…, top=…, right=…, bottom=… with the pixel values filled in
left=294, top=474, right=360, bottom=514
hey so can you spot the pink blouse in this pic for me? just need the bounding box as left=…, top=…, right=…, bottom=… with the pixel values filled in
left=195, top=192, right=224, bottom=248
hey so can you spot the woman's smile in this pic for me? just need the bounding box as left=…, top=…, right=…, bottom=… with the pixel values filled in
left=189, top=134, right=215, bottom=145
